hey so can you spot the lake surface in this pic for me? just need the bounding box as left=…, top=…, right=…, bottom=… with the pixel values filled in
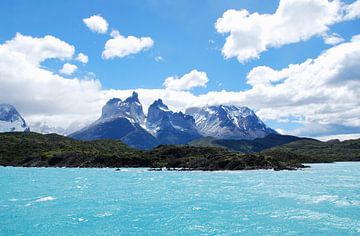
left=1, top=162, right=360, bottom=235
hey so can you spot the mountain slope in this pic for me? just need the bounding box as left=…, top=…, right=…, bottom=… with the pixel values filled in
left=0, top=104, right=29, bottom=132
left=186, top=105, right=276, bottom=140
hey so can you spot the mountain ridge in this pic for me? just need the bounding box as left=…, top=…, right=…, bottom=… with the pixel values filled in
left=185, top=105, right=276, bottom=140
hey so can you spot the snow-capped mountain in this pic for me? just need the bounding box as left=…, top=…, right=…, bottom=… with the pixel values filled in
left=0, top=104, right=30, bottom=132
left=185, top=105, right=276, bottom=140
left=146, top=99, right=201, bottom=144
left=70, top=92, right=158, bottom=150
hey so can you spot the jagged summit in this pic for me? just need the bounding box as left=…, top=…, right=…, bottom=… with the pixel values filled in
left=101, top=92, right=145, bottom=124
left=151, top=99, right=170, bottom=110
left=124, top=91, right=140, bottom=103
left=0, top=104, right=30, bottom=132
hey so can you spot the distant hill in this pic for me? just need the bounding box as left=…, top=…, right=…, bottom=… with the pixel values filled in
left=263, top=138, right=360, bottom=163
left=189, top=134, right=313, bottom=153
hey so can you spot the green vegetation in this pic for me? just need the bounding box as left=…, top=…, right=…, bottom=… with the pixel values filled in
left=143, top=145, right=304, bottom=171
left=264, top=139, right=360, bottom=163
left=0, top=132, right=140, bottom=167
left=0, top=132, right=305, bottom=170
left=190, top=134, right=360, bottom=164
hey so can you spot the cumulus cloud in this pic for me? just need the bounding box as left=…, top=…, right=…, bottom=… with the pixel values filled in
left=83, top=15, right=109, bottom=34
left=4, top=33, right=74, bottom=65
left=102, top=30, right=154, bottom=59
left=1, top=33, right=359, bottom=139
left=163, top=70, right=208, bottom=91
left=76, top=53, right=88, bottom=64
left=215, top=0, right=360, bottom=62
left=59, top=63, right=78, bottom=75
left=242, top=35, right=360, bottom=136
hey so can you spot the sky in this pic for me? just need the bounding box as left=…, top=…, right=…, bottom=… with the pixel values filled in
left=0, top=0, right=360, bottom=140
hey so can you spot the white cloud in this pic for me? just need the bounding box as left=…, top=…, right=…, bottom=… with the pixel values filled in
left=0, top=33, right=104, bottom=128
left=163, top=70, right=208, bottom=91
left=323, top=33, right=345, bottom=45
left=4, top=33, right=74, bottom=65
left=102, top=30, right=154, bottom=59
left=83, top=15, right=109, bottom=34
left=315, top=133, right=360, bottom=141
left=76, top=53, right=88, bottom=64
left=59, top=63, right=78, bottom=75
left=241, top=35, right=360, bottom=136
left=215, top=0, right=360, bottom=62
left=1, top=33, right=359, bottom=139
left=342, top=0, right=360, bottom=20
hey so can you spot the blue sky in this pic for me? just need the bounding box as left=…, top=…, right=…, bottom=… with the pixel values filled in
left=1, top=0, right=357, bottom=91
left=0, top=0, right=360, bottom=139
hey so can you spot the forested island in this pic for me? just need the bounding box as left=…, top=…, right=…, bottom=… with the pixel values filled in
left=0, top=132, right=359, bottom=171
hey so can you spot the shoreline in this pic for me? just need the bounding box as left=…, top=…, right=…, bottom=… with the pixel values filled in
left=0, top=164, right=310, bottom=171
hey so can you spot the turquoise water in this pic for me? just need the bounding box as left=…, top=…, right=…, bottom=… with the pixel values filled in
left=1, top=163, right=360, bottom=235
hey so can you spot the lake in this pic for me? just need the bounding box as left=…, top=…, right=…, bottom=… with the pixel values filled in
left=1, top=162, right=360, bottom=235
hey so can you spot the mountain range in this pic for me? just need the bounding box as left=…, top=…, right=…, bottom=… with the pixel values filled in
left=69, top=91, right=276, bottom=149
left=0, top=92, right=278, bottom=149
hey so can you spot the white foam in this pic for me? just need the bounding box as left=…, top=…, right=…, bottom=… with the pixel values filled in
left=95, top=212, right=112, bottom=217
left=35, top=196, right=56, bottom=202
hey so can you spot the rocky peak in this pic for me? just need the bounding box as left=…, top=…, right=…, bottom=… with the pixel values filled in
left=146, top=99, right=200, bottom=143
left=147, top=99, right=171, bottom=125
left=101, top=91, right=145, bottom=124
left=124, top=91, right=140, bottom=104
